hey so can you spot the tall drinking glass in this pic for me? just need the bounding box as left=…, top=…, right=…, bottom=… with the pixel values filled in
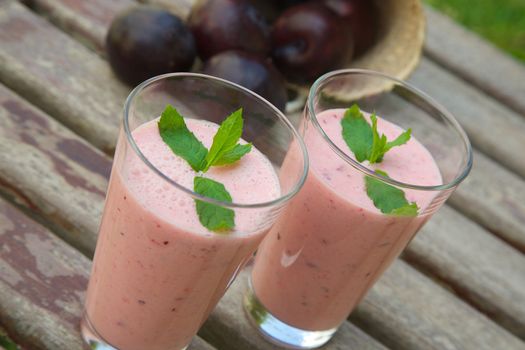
left=245, top=69, right=473, bottom=349
left=81, top=73, right=308, bottom=350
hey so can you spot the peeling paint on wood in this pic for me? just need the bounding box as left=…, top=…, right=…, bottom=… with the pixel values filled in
left=0, top=84, right=109, bottom=254
left=0, top=1, right=129, bottom=152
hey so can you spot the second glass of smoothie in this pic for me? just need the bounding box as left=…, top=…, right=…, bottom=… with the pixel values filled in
left=81, top=73, right=308, bottom=350
left=245, top=69, right=473, bottom=349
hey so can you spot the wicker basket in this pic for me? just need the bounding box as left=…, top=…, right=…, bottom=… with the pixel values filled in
left=321, top=0, right=425, bottom=101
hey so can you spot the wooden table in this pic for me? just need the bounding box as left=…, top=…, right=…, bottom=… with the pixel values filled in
left=0, top=0, right=524, bottom=349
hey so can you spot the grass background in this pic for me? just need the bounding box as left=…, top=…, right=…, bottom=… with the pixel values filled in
left=424, top=0, right=525, bottom=63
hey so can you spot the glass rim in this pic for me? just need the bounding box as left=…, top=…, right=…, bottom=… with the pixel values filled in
left=123, top=72, right=309, bottom=209
left=307, top=68, right=473, bottom=191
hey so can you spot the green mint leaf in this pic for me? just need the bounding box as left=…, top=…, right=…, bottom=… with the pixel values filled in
left=158, top=105, right=208, bottom=171
left=194, top=176, right=235, bottom=232
left=341, top=104, right=373, bottom=162
left=365, top=170, right=419, bottom=216
left=214, top=143, right=252, bottom=166
left=390, top=203, right=419, bottom=216
left=341, top=104, right=411, bottom=164
left=203, top=108, right=246, bottom=171
left=385, top=128, right=412, bottom=152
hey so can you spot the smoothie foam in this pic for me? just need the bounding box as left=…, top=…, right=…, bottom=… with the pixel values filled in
left=251, top=108, right=442, bottom=331
left=85, top=118, right=280, bottom=350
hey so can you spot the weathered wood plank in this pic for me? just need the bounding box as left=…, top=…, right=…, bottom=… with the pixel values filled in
left=406, top=206, right=525, bottom=338
left=0, top=197, right=215, bottom=350
left=20, top=0, right=130, bottom=55
left=0, top=83, right=108, bottom=255
left=449, top=152, right=525, bottom=252
left=0, top=197, right=91, bottom=350
left=424, top=6, right=525, bottom=117
left=351, top=261, right=525, bottom=350
left=0, top=0, right=129, bottom=152
left=410, top=58, right=525, bottom=178
left=201, top=269, right=389, bottom=350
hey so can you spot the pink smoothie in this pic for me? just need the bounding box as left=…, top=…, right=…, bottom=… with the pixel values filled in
left=251, top=108, right=443, bottom=331
left=85, top=118, right=280, bottom=350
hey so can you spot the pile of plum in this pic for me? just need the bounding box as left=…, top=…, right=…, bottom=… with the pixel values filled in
left=106, top=0, right=377, bottom=111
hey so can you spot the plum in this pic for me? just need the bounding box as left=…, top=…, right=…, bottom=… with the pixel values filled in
left=106, top=6, right=196, bottom=86
left=320, top=0, right=377, bottom=56
left=188, top=0, right=270, bottom=60
left=202, top=51, right=288, bottom=112
left=271, top=2, right=354, bottom=84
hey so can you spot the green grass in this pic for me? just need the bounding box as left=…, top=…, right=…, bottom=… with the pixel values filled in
left=425, top=0, right=525, bottom=63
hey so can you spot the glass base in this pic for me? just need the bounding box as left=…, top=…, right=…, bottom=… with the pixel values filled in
left=81, top=312, right=118, bottom=350
left=243, top=284, right=337, bottom=349
left=81, top=312, right=189, bottom=350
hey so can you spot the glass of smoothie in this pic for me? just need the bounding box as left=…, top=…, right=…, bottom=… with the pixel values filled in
left=81, top=73, right=308, bottom=350
left=245, top=69, right=473, bottom=349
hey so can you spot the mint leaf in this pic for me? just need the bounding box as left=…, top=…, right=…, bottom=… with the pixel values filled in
left=158, top=105, right=208, bottom=171
left=385, top=128, right=411, bottom=152
left=341, top=104, right=411, bottom=163
left=203, top=108, right=248, bottom=171
left=365, top=170, right=419, bottom=216
left=341, top=104, right=373, bottom=162
left=214, top=143, right=252, bottom=166
left=194, top=176, right=235, bottom=231
left=391, top=203, right=419, bottom=216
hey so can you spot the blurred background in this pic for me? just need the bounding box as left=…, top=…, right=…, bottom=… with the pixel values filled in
left=426, top=0, right=525, bottom=62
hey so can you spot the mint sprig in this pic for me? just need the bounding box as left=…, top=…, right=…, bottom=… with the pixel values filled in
left=194, top=177, right=235, bottom=231
left=341, top=104, right=418, bottom=216
left=341, top=104, right=411, bottom=164
left=365, top=170, right=419, bottom=216
left=158, top=104, right=252, bottom=232
left=213, top=143, right=253, bottom=166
